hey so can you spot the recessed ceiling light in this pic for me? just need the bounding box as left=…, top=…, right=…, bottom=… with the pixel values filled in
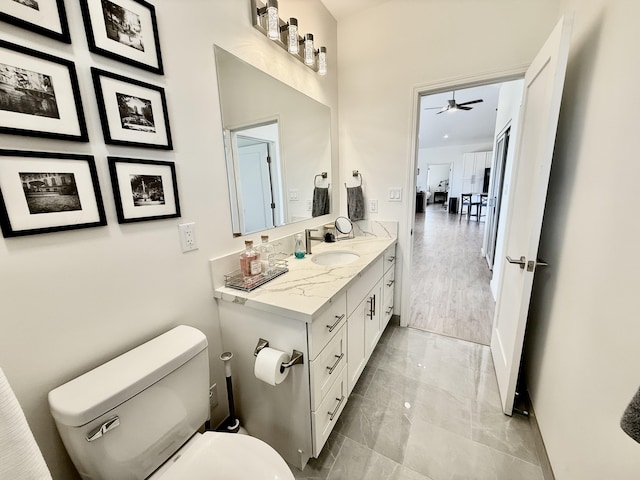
left=443, top=134, right=449, bottom=139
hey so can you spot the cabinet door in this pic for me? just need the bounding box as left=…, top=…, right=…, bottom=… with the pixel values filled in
left=347, top=299, right=367, bottom=395
left=364, top=280, right=382, bottom=360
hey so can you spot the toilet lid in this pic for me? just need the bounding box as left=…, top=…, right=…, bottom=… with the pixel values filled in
left=149, top=431, right=295, bottom=480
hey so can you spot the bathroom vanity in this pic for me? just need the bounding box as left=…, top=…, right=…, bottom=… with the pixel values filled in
left=211, top=224, right=396, bottom=470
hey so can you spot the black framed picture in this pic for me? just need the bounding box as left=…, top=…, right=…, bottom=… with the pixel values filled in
left=80, top=0, right=163, bottom=74
left=0, top=0, right=70, bottom=43
left=92, top=68, right=172, bottom=149
left=0, top=150, right=107, bottom=237
left=108, top=156, right=180, bottom=223
left=0, top=39, right=88, bottom=141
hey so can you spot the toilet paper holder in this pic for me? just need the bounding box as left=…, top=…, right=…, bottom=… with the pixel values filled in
left=254, top=338, right=304, bottom=371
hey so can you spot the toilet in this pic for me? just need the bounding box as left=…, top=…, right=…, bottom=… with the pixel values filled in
left=48, top=325, right=294, bottom=480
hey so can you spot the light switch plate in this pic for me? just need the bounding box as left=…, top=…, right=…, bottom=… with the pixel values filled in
left=388, top=188, right=402, bottom=202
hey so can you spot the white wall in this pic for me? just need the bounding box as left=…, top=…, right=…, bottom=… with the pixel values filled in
left=0, top=2, right=337, bottom=479
left=524, top=1, right=640, bottom=478
left=336, top=0, right=561, bottom=321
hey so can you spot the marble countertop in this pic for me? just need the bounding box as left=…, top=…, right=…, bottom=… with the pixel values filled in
left=213, top=234, right=396, bottom=322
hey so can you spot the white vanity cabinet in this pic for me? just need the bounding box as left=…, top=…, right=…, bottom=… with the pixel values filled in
left=346, top=256, right=384, bottom=394
left=212, top=234, right=397, bottom=471
left=382, top=244, right=396, bottom=329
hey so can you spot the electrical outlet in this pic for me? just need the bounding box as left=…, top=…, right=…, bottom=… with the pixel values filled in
left=369, top=199, right=378, bottom=213
left=178, top=222, right=198, bottom=252
left=209, top=383, right=218, bottom=407
left=289, top=190, right=299, bottom=201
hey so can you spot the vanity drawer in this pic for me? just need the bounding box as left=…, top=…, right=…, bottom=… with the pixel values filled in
left=383, top=268, right=395, bottom=327
left=346, top=256, right=384, bottom=316
left=310, top=325, right=347, bottom=410
left=309, top=292, right=346, bottom=360
left=312, top=364, right=348, bottom=456
left=383, top=244, right=396, bottom=273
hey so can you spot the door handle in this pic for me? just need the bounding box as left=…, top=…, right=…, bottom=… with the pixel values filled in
left=536, top=258, right=549, bottom=267
left=506, top=255, right=526, bottom=269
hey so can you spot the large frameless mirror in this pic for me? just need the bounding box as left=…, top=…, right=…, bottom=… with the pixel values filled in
left=214, top=46, right=332, bottom=236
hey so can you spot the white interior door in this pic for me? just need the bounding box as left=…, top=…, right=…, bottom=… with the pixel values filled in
left=237, top=141, right=274, bottom=233
left=491, top=15, right=572, bottom=415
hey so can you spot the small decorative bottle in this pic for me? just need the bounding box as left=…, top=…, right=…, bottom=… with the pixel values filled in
left=240, top=240, right=261, bottom=282
left=294, top=233, right=305, bottom=259
left=258, top=235, right=275, bottom=276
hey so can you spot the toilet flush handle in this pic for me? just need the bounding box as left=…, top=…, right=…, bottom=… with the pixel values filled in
left=86, top=416, right=120, bottom=442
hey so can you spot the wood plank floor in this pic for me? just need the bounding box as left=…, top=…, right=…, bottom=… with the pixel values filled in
left=408, top=204, right=495, bottom=345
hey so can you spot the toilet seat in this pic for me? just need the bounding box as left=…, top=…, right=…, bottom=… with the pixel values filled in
left=149, top=431, right=295, bottom=480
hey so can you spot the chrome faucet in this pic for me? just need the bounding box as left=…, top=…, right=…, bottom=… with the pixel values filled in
left=305, top=229, right=324, bottom=254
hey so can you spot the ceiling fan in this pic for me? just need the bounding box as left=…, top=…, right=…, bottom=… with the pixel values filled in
left=424, top=91, right=484, bottom=114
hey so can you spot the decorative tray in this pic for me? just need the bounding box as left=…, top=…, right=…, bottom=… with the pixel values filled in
left=224, top=256, right=289, bottom=292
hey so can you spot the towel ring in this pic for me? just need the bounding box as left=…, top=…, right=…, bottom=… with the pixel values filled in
left=314, top=172, right=329, bottom=188
left=344, top=170, right=362, bottom=188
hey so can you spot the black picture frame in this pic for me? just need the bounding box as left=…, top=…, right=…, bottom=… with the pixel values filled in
left=92, top=67, right=172, bottom=149
left=0, top=0, right=71, bottom=43
left=80, top=0, right=163, bottom=74
left=108, top=156, right=180, bottom=223
left=0, top=150, right=107, bottom=237
left=0, top=39, right=88, bottom=141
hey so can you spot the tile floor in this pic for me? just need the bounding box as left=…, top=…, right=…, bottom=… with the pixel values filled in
left=290, top=320, right=544, bottom=480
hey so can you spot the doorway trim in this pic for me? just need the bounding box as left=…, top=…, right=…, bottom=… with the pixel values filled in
left=401, top=66, right=528, bottom=328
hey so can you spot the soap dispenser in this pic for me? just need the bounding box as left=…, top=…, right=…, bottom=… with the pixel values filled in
left=294, top=233, right=305, bottom=259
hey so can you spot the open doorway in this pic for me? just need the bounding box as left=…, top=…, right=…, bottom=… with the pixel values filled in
left=408, top=80, right=523, bottom=345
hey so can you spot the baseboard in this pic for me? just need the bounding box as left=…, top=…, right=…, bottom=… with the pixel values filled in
left=527, top=403, right=556, bottom=480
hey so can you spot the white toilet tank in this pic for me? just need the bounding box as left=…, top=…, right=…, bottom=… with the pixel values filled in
left=48, top=325, right=210, bottom=480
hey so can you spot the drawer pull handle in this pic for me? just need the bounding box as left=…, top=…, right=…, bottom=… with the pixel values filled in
left=326, top=314, right=345, bottom=332
left=326, top=353, right=344, bottom=374
left=387, top=256, right=395, bottom=262
left=328, top=395, right=345, bottom=421
left=386, top=279, right=395, bottom=287
left=386, top=306, right=393, bottom=315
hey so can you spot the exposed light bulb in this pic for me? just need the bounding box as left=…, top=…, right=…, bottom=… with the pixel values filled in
left=304, top=33, right=315, bottom=66
left=287, top=18, right=299, bottom=54
left=317, top=46, right=327, bottom=75
left=266, top=0, right=279, bottom=40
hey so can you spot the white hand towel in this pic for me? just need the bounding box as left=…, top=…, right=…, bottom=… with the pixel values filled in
left=0, top=368, right=52, bottom=480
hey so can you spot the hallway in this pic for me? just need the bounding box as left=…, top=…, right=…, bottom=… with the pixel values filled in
left=409, top=204, right=495, bottom=345
left=291, top=319, right=544, bottom=480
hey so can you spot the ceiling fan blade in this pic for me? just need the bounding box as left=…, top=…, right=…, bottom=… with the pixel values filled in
left=457, top=106, right=473, bottom=110
left=423, top=106, right=444, bottom=110
left=456, top=99, right=484, bottom=107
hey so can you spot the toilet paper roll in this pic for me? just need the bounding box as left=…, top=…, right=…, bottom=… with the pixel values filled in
left=254, top=347, right=290, bottom=386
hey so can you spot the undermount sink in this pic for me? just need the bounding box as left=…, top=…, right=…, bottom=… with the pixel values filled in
left=311, top=250, right=360, bottom=266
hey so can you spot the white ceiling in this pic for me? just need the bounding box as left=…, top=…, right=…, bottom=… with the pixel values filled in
left=320, top=0, right=389, bottom=21
left=419, top=83, right=502, bottom=149
left=319, top=1, right=502, bottom=150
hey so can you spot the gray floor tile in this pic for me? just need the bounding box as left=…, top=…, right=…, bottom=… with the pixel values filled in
left=327, top=437, right=432, bottom=480
left=490, top=449, right=544, bottom=480
left=471, top=401, right=540, bottom=465
left=291, top=431, right=345, bottom=480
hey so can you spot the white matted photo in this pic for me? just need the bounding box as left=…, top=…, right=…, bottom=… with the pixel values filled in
left=108, top=156, right=180, bottom=223
left=80, top=0, right=162, bottom=74
left=0, top=40, right=88, bottom=141
left=0, top=0, right=70, bottom=42
left=92, top=67, right=172, bottom=149
left=0, top=150, right=107, bottom=237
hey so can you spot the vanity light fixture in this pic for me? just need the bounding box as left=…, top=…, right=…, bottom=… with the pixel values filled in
left=250, top=0, right=327, bottom=75
left=303, top=33, right=315, bottom=66
left=287, top=18, right=299, bottom=54
left=265, top=0, right=280, bottom=40
left=317, top=46, right=327, bottom=75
